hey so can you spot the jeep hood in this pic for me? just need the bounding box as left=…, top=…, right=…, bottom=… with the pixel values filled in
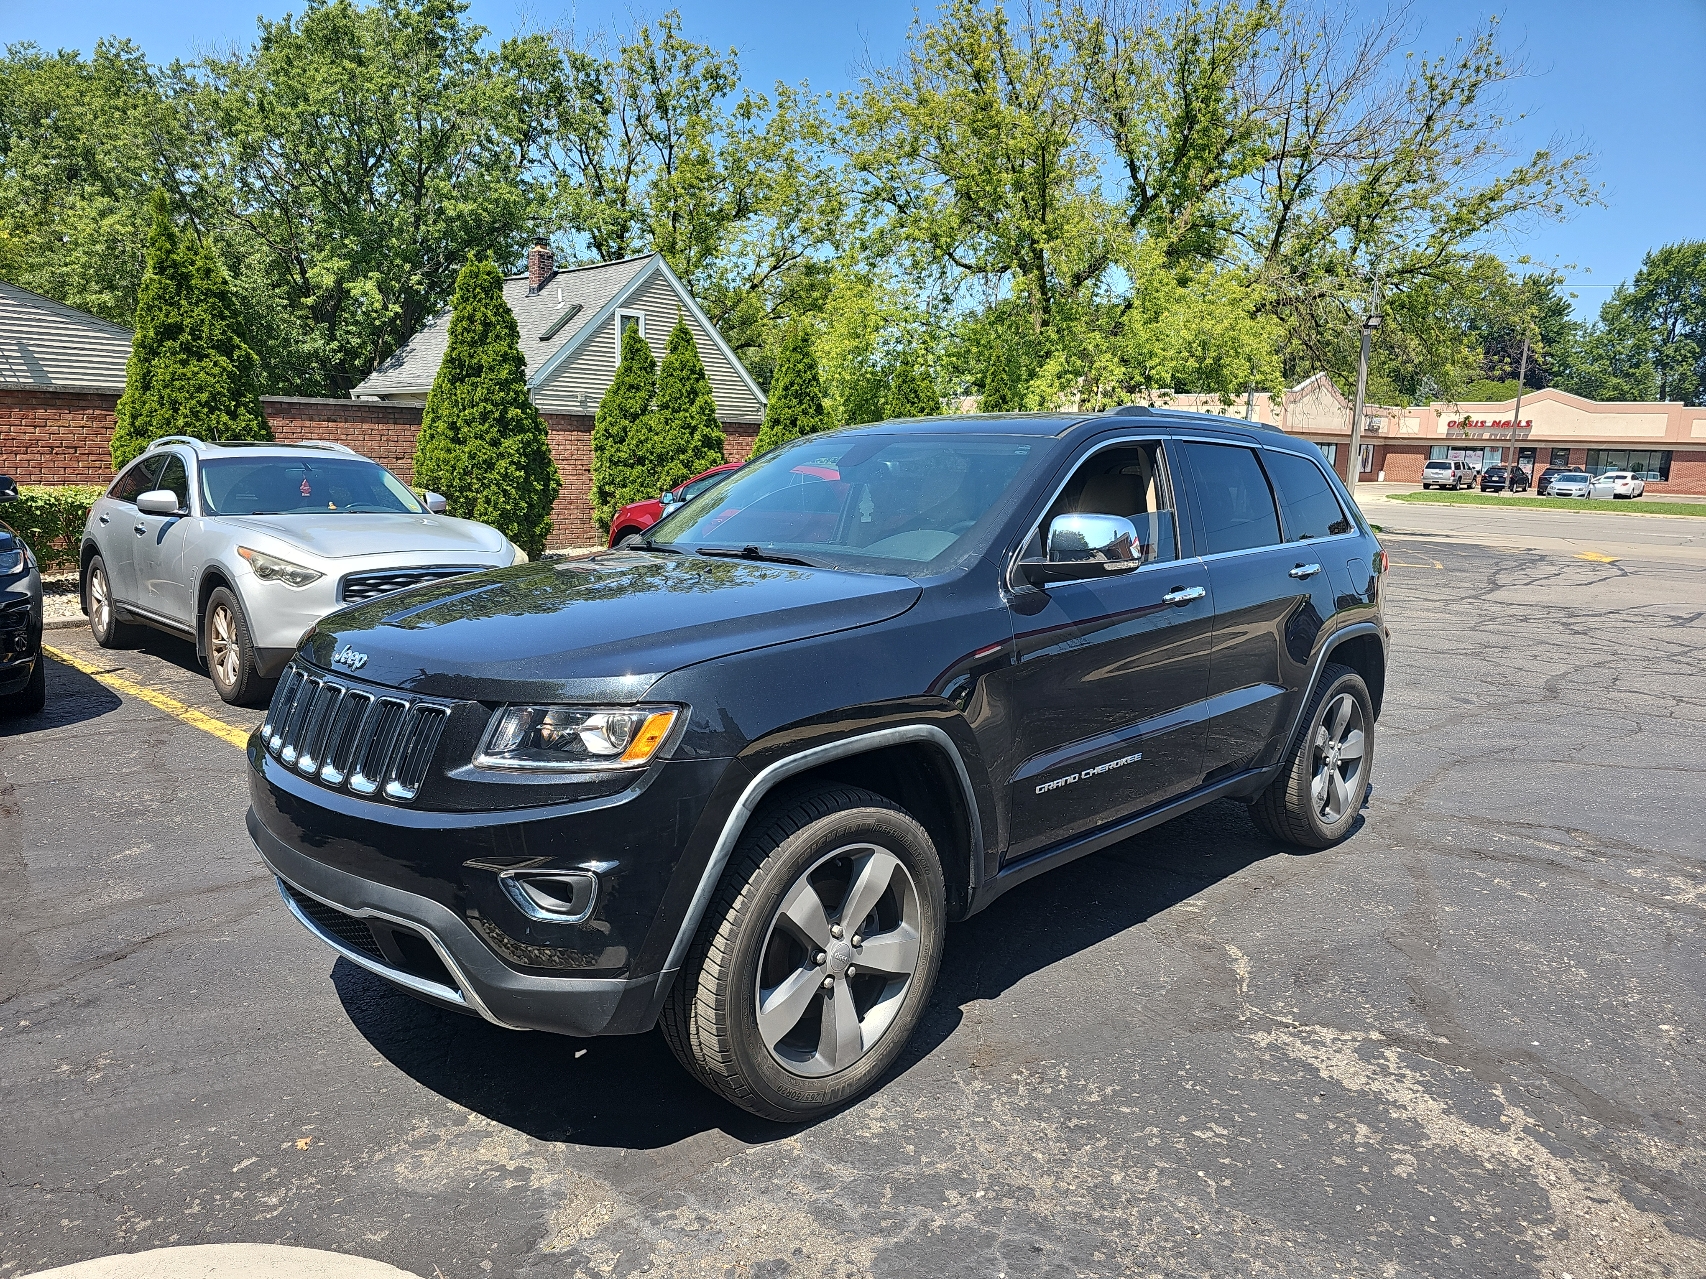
left=300, top=551, right=921, bottom=701
left=224, top=513, right=509, bottom=560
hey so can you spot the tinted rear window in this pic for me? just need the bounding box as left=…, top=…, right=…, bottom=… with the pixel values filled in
left=1262, top=450, right=1352, bottom=542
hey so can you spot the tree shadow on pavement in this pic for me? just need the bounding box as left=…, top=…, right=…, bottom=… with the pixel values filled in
left=336, top=797, right=1336, bottom=1150
left=0, top=655, right=121, bottom=736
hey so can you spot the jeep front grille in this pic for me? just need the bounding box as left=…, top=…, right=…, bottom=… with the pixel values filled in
left=339, top=566, right=482, bottom=603
left=262, top=665, right=449, bottom=803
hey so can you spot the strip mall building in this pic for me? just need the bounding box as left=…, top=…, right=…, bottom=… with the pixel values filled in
left=1170, top=374, right=1706, bottom=494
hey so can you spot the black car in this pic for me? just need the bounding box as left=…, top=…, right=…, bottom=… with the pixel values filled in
left=1479, top=465, right=1530, bottom=493
left=0, top=474, right=46, bottom=716
left=248, top=411, right=1389, bottom=1119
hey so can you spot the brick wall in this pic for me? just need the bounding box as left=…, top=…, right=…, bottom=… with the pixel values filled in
left=0, top=384, right=763, bottom=550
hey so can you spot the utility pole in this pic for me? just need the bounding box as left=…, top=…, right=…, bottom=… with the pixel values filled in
left=1508, top=334, right=1530, bottom=488
left=1346, top=287, right=1382, bottom=499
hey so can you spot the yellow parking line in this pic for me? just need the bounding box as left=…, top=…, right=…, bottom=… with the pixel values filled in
left=1576, top=550, right=1619, bottom=563
left=43, top=645, right=253, bottom=749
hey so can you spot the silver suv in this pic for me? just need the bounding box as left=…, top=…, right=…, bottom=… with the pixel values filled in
left=79, top=437, right=518, bottom=704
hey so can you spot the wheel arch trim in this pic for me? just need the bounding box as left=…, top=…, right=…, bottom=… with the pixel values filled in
left=1285, top=622, right=1386, bottom=749
left=660, top=724, right=985, bottom=976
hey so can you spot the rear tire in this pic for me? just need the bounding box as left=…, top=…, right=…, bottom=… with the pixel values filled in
left=85, top=556, right=142, bottom=648
left=0, top=652, right=46, bottom=716
left=204, top=586, right=273, bottom=707
left=1250, top=663, right=1374, bottom=850
left=661, top=783, right=947, bottom=1121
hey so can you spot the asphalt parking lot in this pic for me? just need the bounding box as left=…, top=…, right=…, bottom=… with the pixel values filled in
left=5, top=508, right=1706, bottom=1278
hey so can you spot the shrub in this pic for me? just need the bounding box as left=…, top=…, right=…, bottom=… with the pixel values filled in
left=649, top=317, right=726, bottom=491
left=414, top=257, right=560, bottom=558
left=753, top=325, right=827, bottom=455
left=6, top=486, right=105, bottom=573
left=112, top=191, right=270, bottom=469
left=590, top=325, right=660, bottom=534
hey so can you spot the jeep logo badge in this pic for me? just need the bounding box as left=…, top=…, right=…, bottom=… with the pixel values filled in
left=331, top=644, right=368, bottom=671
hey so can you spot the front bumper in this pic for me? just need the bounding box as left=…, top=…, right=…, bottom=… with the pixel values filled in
left=251, top=810, right=665, bottom=1035
left=0, top=571, right=43, bottom=691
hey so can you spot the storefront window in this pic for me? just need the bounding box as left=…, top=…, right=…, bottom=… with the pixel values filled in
left=1359, top=444, right=1374, bottom=474
left=1586, top=450, right=1672, bottom=481
left=1550, top=448, right=1571, bottom=466
left=1429, top=445, right=1450, bottom=461
left=1317, top=443, right=1338, bottom=464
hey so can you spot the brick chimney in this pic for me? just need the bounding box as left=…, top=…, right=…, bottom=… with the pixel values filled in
left=526, top=237, right=556, bottom=294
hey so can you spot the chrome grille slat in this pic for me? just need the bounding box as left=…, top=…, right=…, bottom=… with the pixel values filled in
left=349, top=698, right=408, bottom=796
left=265, top=662, right=448, bottom=805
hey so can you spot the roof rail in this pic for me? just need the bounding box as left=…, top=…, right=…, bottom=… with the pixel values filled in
left=148, top=435, right=205, bottom=449
left=292, top=439, right=358, bottom=454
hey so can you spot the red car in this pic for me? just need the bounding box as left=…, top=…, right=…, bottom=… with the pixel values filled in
left=606, top=463, right=743, bottom=547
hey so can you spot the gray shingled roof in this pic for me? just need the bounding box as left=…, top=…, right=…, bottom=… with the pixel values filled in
left=353, top=254, right=656, bottom=398
left=0, top=281, right=134, bottom=390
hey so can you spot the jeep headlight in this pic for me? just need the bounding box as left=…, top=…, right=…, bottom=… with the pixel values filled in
left=238, top=545, right=323, bottom=588
left=475, top=705, right=680, bottom=772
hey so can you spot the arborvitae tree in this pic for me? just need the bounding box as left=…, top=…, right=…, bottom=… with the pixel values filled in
left=590, top=324, right=659, bottom=533
left=753, top=325, right=827, bottom=454
left=980, top=345, right=1020, bottom=412
left=649, top=317, right=726, bottom=491
left=885, top=349, right=939, bottom=418
left=840, top=364, right=888, bottom=426
left=414, top=257, right=560, bottom=557
left=111, top=191, right=269, bottom=469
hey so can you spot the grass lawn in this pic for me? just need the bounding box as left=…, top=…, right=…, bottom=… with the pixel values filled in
left=1386, top=491, right=1706, bottom=518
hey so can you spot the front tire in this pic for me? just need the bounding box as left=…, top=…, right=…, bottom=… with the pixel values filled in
left=1250, top=663, right=1374, bottom=850
left=204, top=586, right=272, bottom=707
left=661, top=783, right=947, bottom=1121
left=85, top=556, right=142, bottom=648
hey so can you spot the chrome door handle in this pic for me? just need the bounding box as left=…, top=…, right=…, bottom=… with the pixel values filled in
left=98, top=514, right=109, bottom=524
left=1161, top=585, right=1206, bottom=606
left=134, top=524, right=147, bottom=535
left=1289, top=563, right=1322, bottom=579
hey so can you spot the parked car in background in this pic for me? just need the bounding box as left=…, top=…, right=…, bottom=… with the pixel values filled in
left=1421, top=459, right=1475, bottom=490
left=250, top=408, right=1390, bottom=1120
left=1592, top=470, right=1646, bottom=500
left=1537, top=466, right=1578, bottom=495
left=0, top=474, right=45, bottom=716
left=1479, top=465, right=1530, bottom=493
left=1545, top=472, right=1594, bottom=499
left=80, top=437, right=519, bottom=706
left=607, top=463, right=743, bottom=547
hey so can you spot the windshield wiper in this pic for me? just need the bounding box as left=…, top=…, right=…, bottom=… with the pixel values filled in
left=696, top=545, right=821, bottom=567
left=634, top=538, right=683, bottom=554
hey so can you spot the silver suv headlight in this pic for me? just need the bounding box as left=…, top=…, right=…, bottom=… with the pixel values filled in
left=475, top=705, right=680, bottom=772
left=237, top=545, right=323, bottom=588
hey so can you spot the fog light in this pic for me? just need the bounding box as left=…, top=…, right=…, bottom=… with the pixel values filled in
left=499, top=870, right=599, bottom=923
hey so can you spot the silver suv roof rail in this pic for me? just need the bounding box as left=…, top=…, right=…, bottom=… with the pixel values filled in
left=292, top=439, right=358, bottom=454
left=148, top=435, right=205, bottom=450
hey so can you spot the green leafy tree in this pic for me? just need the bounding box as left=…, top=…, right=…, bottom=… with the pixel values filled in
left=590, top=325, right=659, bottom=532
left=884, top=350, right=939, bottom=418
left=650, top=317, right=726, bottom=490
left=980, top=345, right=1020, bottom=412
left=111, top=193, right=269, bottom=469
left=413, top=257, right=559, bottom=557
left=1617, top=243, right=1704, bottom=404
left=753, top=325, right=828, bottom=453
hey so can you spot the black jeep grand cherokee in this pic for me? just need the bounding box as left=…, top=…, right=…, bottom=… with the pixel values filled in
left=248, top=409, right=1387, bottom=1119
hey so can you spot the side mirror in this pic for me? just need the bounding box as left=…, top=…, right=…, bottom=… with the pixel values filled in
left=1019, top=513, right=1143, bottom=585
left=137, top=489, right=184, bottom=516
left=422, top=491, right=448, bottom=514
left=660, top=491, right=675, bottom=505
left=0, top=475, right=16, bottom=502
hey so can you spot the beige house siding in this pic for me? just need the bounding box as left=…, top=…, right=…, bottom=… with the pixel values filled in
left=532, top=265, right=765, bottom=423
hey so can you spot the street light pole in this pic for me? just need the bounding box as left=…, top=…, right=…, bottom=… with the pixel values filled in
left=1508, top=335, right=1530, bottom=486
left=1346, top=290, right=1382, bottom=499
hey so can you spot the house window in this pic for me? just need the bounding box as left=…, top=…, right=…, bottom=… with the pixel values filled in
left=1586, top=449, right=1672, bottom=481
left=616, top=310, right=646, bottom=364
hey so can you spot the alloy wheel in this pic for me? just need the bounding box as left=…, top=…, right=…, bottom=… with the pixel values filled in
left=754, top=843, right=922, bottom=1078
left=89, top=568, right=110, bottom=635
left=1311, top=692, right=1366, bottom=825
left=208, top=603, right=240, bottom=688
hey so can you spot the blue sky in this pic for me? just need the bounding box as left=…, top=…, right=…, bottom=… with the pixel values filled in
left=6, top=0, right=1701, bottom=316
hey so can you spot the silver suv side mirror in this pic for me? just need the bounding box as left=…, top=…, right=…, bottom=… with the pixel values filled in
left=422, top=491, right=448, bottom=514
left=0, top=474, right=16, bottom=502
left=137, top=489, right=184, bottom=516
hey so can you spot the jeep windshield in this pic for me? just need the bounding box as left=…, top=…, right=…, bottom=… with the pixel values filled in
left=643, top=433, right=1047, bottom=575
left=199, top=457, right=425, bottom=516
